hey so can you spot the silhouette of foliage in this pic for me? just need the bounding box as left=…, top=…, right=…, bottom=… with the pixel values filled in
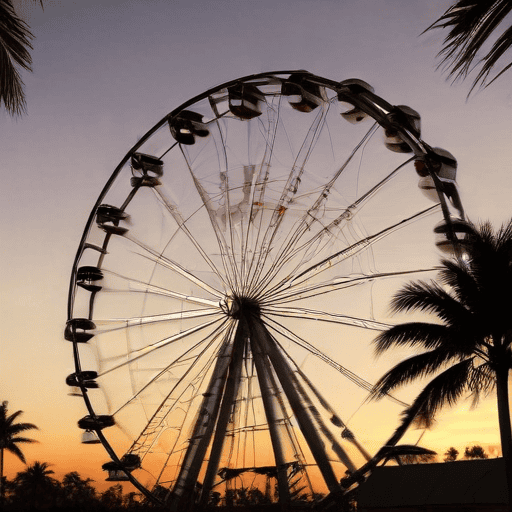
left=425, top=0, right=512, bottom=94
left=61, top=471, right=97, bottom=510
left=370, top=219, right=512, bottom=502
left=0, top=401, right=38, bottom=500
left=444, top=446, right=459, bottom=461
left=464, top=445, right=488, bottom=459
left=11, top=461, right=59, bottom=510
left=0, top=465, right=334, bottom=511
left=398, top=451, right=437, bottom=465
left=0, top=464, right=152, bottom=511
left=0, top=0, right=43, bottom=116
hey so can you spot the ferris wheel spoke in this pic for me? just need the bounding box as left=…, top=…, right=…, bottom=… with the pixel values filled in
left=264, top=204, right=440, bottom=301
left=111, top=323, right=230, bottom=418
left=265, top=267, right=436, bottom=306
left=246, top=103, right=330, bottom=294
left=260, top=155, right=417, bottom=299
left=262, top=315, right=375, bottom=393
left=263, top=315, right=408, bottom=408
left=152, top=187, right=230, bottom=289
left=98, top=316, right=229, bottom=375
left=179, top=146, right=240, bottom=293
left=209, top=117, right=244, bottom=292
left=127, top=324, right=236, bottom=461
left=93, top=307, right=222, bottom=333
left=255, top=123, right=381, bottom=295
left=241, top=101, right=281, bottom=294
left=264, top=305, right=389, bottom=331
left=100, top=271, right=220, bottom=307
left=123, top=234, right=224, bottom=299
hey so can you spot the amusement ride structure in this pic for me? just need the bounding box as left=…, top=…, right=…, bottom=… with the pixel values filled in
left=65, top=71, right=467, bottom=509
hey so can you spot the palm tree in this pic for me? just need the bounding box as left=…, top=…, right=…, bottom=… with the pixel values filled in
left=370, top=219, right=512, bottom=505
left=13, top=461, right=59, bottom=509
left=464, top=445, right=488, bottom=459
left=425, top=0, right=512, bottom=94
left=444, top=446, right=459, bottom=461
left=0, top=401, right=38, bottom=500
left=0, top=0, right=43, bottom=116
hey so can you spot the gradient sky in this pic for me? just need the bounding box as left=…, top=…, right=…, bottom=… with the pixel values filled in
left=1, top=0, right=512, bottom=492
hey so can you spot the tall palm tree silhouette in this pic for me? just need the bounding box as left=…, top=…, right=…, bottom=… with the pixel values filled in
left=14, top=461, right=57, bottom=509
left=0, top=0, right=43, bottom=116
left=371, top=220, right=512, bottom=506
left=0, top=401, right=38, bottom=500
left=426, top=0, right=512, bottom=93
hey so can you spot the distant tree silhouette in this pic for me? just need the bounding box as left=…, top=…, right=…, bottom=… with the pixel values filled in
left=464, top=445, right=488, bottom=459
left=13, top=461, right=58, bottom=509
left=444, top=447, right=459, bottom=462
left=100, top=483, right=124, bottom=509
left=1, top=466, right=156, bottom=511
left=123, top=490, right=143, bottom=509
left=61, top=471, right=97, bottom=509
left=0, top=401, right=38, bottom=500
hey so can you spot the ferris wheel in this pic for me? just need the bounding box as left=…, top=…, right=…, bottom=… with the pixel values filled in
left=65, top=71, right=466, bottom=508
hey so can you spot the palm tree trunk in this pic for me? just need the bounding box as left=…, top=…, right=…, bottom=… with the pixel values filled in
left=496, top=366, right=512, bottom=511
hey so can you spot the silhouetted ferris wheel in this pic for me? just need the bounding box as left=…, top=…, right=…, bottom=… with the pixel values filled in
left=65, top=71, right=466, bottom=509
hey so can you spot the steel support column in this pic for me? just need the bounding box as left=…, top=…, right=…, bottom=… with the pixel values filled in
left=199, top=320, right=247, bottom=506
left=248, top=316, right=342, bottom=494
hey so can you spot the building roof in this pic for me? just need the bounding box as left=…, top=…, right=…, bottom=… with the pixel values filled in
left=357, top=458, right=507, bottom=507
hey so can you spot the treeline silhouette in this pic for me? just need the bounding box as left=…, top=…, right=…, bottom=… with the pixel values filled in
left=1, top=463, right=151, bottom=512
left=1, top=462, right=328, bottom=511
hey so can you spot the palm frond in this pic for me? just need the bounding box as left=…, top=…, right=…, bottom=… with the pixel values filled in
left=425, top=0, right=512, bottom=93
left=390, top=281, right=471, bottom=327
left=374, top=322, right=451, bottom=355
left=6, top=422, right=38, bottom=435
left=468, top=362, right=496, bottom=407
left=476, top=25, right=512, bottom=86
left=0, top=0, right=42, bottom=115
left=6, top=436, right=38, bottom=445
left=3, top=409, right=24, bottom=427
left=0, top=403, right=38, bottom=469
left=5, top=442, right=27, bottom=464
left=496, top=218, right=512, bottom=244
left=407, top=357, right=474, bottom=428
left=438, top=259, right=479, bottom=306
left=371, top=348, right=465, bottom=399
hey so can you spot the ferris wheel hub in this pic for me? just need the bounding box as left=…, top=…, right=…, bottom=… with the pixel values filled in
left=221, top=295, right=261, bottom=319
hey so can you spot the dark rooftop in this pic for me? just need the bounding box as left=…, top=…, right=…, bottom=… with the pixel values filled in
left=357, top=458, right=507, bottom=508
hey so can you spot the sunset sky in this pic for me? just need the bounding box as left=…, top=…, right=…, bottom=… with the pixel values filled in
left=1, top=0, right=512, bottom=493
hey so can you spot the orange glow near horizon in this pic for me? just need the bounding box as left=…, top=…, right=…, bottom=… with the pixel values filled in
left=3, top=392, right=503, bottom=496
